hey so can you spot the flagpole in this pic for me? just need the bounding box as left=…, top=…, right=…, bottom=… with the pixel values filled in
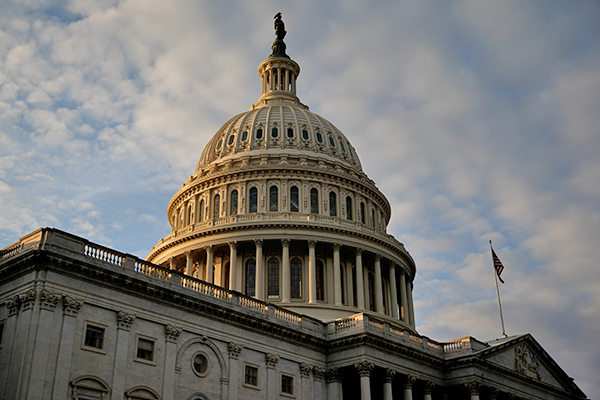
left=490, top=240, right=507, bottom=338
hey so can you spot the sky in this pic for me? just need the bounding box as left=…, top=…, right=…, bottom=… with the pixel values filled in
left=1, top=0, right=599, bottom=397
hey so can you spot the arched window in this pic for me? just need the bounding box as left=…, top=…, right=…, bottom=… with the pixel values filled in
left=230, top=190, right=238, bottom=215
left=290, top=186, right=299, bottom=213
left=249, top=187, right=258, bottom=213
left=228, top=134, right=235, bottom=145
left=329, top=191, right=337, bottom=217
left=291, top=258, right=302, bottom=299
left=316, top=131, right=323, bottom=143
left=310, top=188, right=319, bottom=214
left=360, top=202, right=366, bottom=224
left=269, top=186, right=278, bottom=212
left=199, top=200, right=204, bottom=222
left=213, top=194, right=220, bottom=220
left=346, top=196, right=353, bottom=220
left=316, top=260, right=324, bottom=301
left=245, top=259, right=256, bottom=297
left=302, top=129, right=309, bottom=140
left=271, top=127, right=278, bottom=138
left=287, top=128, right=294, bottom=138
left=241, top=130, right=248, bottom=141
left=267, top=258, right=280, bottom=298
left=256, top=128, right=263, bottom=139
left=188, top=203, right=194, bottom=225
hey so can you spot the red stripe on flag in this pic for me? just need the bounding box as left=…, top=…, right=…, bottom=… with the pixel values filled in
left=492, top=249, right=505, bottom=284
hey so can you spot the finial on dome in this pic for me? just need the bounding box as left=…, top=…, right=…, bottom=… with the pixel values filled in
left=271, top=12, right=289, bottom=58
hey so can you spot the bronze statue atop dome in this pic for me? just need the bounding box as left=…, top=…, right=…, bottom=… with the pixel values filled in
left=271, top=12, right=289, bottom=58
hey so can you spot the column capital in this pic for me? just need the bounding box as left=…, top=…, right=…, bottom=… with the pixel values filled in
left=355, top=247, right=364, bottom=256
left=165, top=324, right=182, bottom=342
left=184, top=250, right=192, bottom=257
left=228, top=241, right=238, bottom=249
left=40, top=289, right=60, bottom=311
left=307, top=240, right=317, bottom=249
left=20, top=288, right=36, bottom=311
left=117, top=310, right=136, bottom=331
left=254, top=238, right=264, bottom=248
left=228, top=342, right=244, bottom=359
left=204, top=244, right=214, bottom=254
left=333, top=243, right=342, bottom=251
left=403, top=374, right=416, bottom=389
left=265, top=352, right=279, bottom=369
left=62, top=295, right=84, bottom=317
left=7, top=295, right=20, bottom=316
left=383, top=368, right=396, bottom=383
left=281, top=238, right=290, bottom=247
left=313, top=366, right=325, bottom=381
left=374, top=253, right=382, bottom=261
left=326, top=367, right=342, bottom=383
left=354, top=360, right=374, bottom=377
left=300, top=362, right=312, bottom=378
left=423, top=380, right=434, bottom=394
left=466, top=382, right=482, bottom=396
left=489, top=387, right=500, bottom=400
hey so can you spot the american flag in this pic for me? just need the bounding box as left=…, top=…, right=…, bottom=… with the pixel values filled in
left=491, top=248, right=505, bottom=284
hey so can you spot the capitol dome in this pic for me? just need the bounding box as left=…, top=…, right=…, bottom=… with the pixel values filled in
left=147, top=20, right=417, bottom=329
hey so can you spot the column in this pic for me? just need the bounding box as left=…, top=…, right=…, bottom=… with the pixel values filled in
left=406, top=279, right=415, bottom=327
left=255, top=239, right=264, bottom=300
left=162, top=324, right=182, bottom=400
left=399, top=269, right=408, bottom=323
left=205, top=245, right=214, bottom=284
left=466, top=382, right=482, bottom=400
left=300, top=363, right=312, bottom=400
left=313, top=367, right=325, bottom=400
left=281, top=239, right=291, bottom=303
left=423, top=381, right=434, bottom=400
left=363, top=267, right=370, bottom=311
left=403, top=375, right=416, bottom=400
left=346, top=262, right=354, bottom=307
left=169, top=257, right=175, bottom=270
left=333, top=243, right=342, bottom=306
left=229, top=241, right=238, bottom=290
left=185, top=251, right=193, bottom=276
left=111, top=311, right=136, bottom=400
left=383, top=368, right=396, bottom=400
left=228, top=343, right=243, bottom=400
left=326, top=368, right=343, bottom=400
left=354, top=360, right=374, bottom=400
left=355, top=248, right=365, bottom=309
left=389, top=264, right=399, bottom=319
left=266, top=353, right=279, bottom=400
left=308, top=240, right=317, bottom=304
left=374, top=254, right=384, bottom=313
left=0, top=296, right=20, bottom=399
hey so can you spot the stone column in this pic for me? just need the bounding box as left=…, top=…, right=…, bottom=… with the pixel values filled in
left=266, top=353, right=279, bottom=400
left=355, top=248, right=365, bottom=309
left=300, top=363, right=312, bottom=400
left=185, top=251, right=193, bottom=276
left=399, top=269, right=408, bottom=323
left=333, top=243, right=342, bottom=306
left=389, top=264, right=399, bottom=319
left=326, top=368, right=343, bottom=400
left=169, top=257, right=175, bottom=270
left=162, top=324, right=182, bottom=400
left=0, top=296, right=20, bottom=399
left=403, top=375, right=416, bottom=400
left=383, top=368, right=396, bottom=400
left=355, top=360, right=374, bottom=400
left=489, top=388, right=500, bottom=400
left=228, top=343, right=243, bottom=400
left=313, top=367, right=325, bottom=400
left=52, top=295, right=84, bottom=400
left=406, top=279, right=415, bottom=327
left=346, top=261, right=354, bottom=307
left=255, top=239, right=264, bottom=300
left=363, top=267, right=370, bottom=311
left=206, top=245, right=214, bottom=284
left=374, top=254, right=384, bottom=313
left=229, top=241, right=238, bottom=290
left=281, top=239, right=291, bottom=303
left=111, top=311, right=136, bottom=400
left=466, top=382, right=482, bottom=400
left=423, top=381, right=434, bottom=400
left=308, top=240, right=317, bottom=304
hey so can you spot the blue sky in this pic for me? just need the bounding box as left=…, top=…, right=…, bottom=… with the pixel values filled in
left=1, top=1, right=599, bottom=397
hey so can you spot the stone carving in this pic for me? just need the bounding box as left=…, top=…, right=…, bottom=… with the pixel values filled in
left=423, top=380, right=434, bottom=394
left=117, top=311, right=136, bottom=331
left=333, top=243, right=342, bottom=252
left=404, top=375, right=416, bottom=389
left=326, top=367, right=342, bottom=383
left=307, top=240, right=317, bottom=249
left=466, top=382, right=482, bottom=395
left=165, top=324, right=182, bottom=341
left=62, top=295, right=84, bottom=317
left=228, top=241, right=238, bottom=250
left=300, top=362, right=312, bottom=378
left=7, top=295, right=20, bottom=316
left=281, top=238, right=290, bottom=247
left=515, top=344, right=541, bottom=380
left=354, top=360, right=374, bottom=377
left=489, top=388, right=500, bottom=400
left=383, top=368, right=396, bottom=384
left=254, top=238, right=263, bottom=248
left=20, top=289, right=36, bottom=311
left=313, top=367, right=325, bottom=381
left=228, top=342, right=243, bottom=359
left=265, top=352, right=279, bottom=369
left=39, top=289, right=60, bottom=311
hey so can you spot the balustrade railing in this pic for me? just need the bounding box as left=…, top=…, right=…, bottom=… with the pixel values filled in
left=275, top=308, right=301, bottom=325
left=85, top=244, right=124, bottom=266
left=135, top=260, right=171, bottom=281
left=239, top=296, right=268, bottom=314
left=0, top=243, right=22, bottom=261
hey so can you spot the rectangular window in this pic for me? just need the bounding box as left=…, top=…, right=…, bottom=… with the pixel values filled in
left=84, top=325, right=105, bottom=349
left=245, top=365, right=258, bottom=386
left=281, top=374, right=294, bottom=395
left=137, top=338, right=154, bottom=361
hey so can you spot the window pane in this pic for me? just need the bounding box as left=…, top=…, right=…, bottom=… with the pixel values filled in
left=316, top=132, right=323, bottom=143
left=269, top=186, right=278, bottom=212
left=290, top=186, right=299, bottom=213
left=302, top=129, right=309, bottom=140
left=245, top=366, right=258, bottom=386
left=282, top=375, right=293, bottom=394
left=267, top=258, right=280, bottom=298
left=249, top=188, right=258, bottom=213
left=291, top=258, right=302, bottom=299
left=271, top=127, right=278, bottom=138
left=213, top=195, right=220, bottom=219
left=230, top=190, right=238, bottom=215
left=246, top=259, right=256, bottom=297
left=137, top=338, right=154, bottom=361
left=329, top=191, right=337, bottom=217
left=199, top=200, right=204, bottom=222
left=310, top=188, right=318, bottom=214
left=256, top=129, right=263, bottom=139
left=316, top=260, right=324, bottom=301
left=84, top=325, right=104, bottom=349
left=287, top=128, right=294, bottom=138
left=242, top=130, right=248, bottom=141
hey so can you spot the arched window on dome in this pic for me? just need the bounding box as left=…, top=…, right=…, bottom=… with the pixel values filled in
left=329, top=191, right=337, bottom=217
left=179, top=208, right=185, bottom=228
left=249, top=187, right=258, bottom=213
left=269, top=186, right=278, bottom=212
left=256, top=128, right=263, bottom=139
left=302, top=129, right=309, bottom=140
left=271, top=127, right=278, bottom=138
left=360, top=202, right=366, bottom=224
left=291, top=258, right=302, bottom=299
left=310, top=188, right=319, bottom=214
left=230, top=190, right=238, bottom=215
left=328, top=135, right=335, bottom=147
left=267, top=258, right=280, bottom=299
left=227, top=134, right=235, bottom=146
left=316, top=131, right=323, bottom=143
left=290, top=186, right=299, bottom=213
left=199, top=200, right=204, bottom=222
left=245, top=259, right=256, bottom=297
left=346, top=196, right=353, bottom=221
left=188, top=203, right=194, bottom=225
left=316, top=260, right=324, bottom=301
left=241, top=130, right=248, bottom=141
left=213, top=194, right=220, bottom=220
left=287, top=127, right=294, bottom=138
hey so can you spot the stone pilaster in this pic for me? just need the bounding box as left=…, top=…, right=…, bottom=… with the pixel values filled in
left=281, top=239, right=291, bottom=302
left=205, top=245, right=214, bottom=284
left=266, top=352, right=279, bottom=400
left=229, top=241, right=238, bottom=290
left=113, top=311, right=137, bottom=400
left=300, top=363, right=312, bottom=400
left=255, top=239, right=264, bottom=300
left=117, top=310, right=136, bottom=331
left=333, top=243, right=342, bottom=305
left=228, top=342, right=243, bottom=400
left=326, top=367, right=343, bottom=400
left=355, top=248, right=365, bottom=309
left=163, top=324, right=182, bottom=400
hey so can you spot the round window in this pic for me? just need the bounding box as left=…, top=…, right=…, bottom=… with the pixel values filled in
left=192, top=353, right=208, bottom=376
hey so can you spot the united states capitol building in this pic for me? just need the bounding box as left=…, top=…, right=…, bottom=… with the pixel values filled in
left=0, top=16, right=587, bottom=400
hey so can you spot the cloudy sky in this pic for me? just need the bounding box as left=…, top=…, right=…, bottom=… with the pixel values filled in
left=1, top=0, right=599, bottom=397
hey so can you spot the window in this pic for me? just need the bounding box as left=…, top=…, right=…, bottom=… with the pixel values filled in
left=230, top=190, right=238, bottom=215
left=329, top=191, right=337, bottom=217
left=216, top=139, right=223, bottom=150
left=291, top=258, right=302, bottom=299
left=316, top=131, right=323, bottom=143
left=267, top=258, right=280, bottom=298
left=245, top=365, right=258, bottom=387
left=199, top=200, right=204, bottom=222
left=269, top=186, right=278, bottom=212
left=287, top=128, right=294, bottom=138
left=242, top=130, right=248, bottom=141
left=256, top=128, right=263, bottom=139
left=228, top=134, right=235, bottom=145
left=310, top=188, right=319, bottom=214
left=213, top=195, right=220, bottom=220
left=188, top=204, right=193, bottom=225
left=246, top=259, right=256, bottom=297
left=316, top=260, right=324, bottom=301
left=340, top=141, right=346, bottom=153
left=137, top=338, right=154, bottom=361
left=360, top=202, right=366, bottom=224
left=192, top=353, right=208, bottom=375
left=302, top=129, right=309, bottom=140
left=249, top=187, right=258, bottom=213
left=329, top=135, right=335, bottom=147
left=271, top=127, right=278, bottom=138
left=346, top=196, right=353, bottom=220
left=290, top=186, right=299, bottom=213
left=84, top=325, right=104, bottom=349
left=281, top=374, right=294, bottom=395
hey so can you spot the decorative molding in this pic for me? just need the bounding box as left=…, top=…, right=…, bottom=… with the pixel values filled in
left=312, top=367, right=325, bottom=382
left=265, top=352, right=279, bottom=369
left=354, top=360, right=374, bottom=377
left=7, top=295, right=20, bottom=316
left=165, top=324, right=182, bottom=342
left=332, top=243, right=342, bottom=252
left=281, top=238, right=290, bottom=247
left=403, top=375, right=416, bottom=389
left=307, top=240, right=317, bottom=249
left=515, top=344, right=542, bottom=380
left=466, top=382, right=482, bottom=396
left=117, top=310, right=136, bottom=331
left=374, top=253, right=382, bottom=261
left=254, top=238, right=264, bottom=248
left=62, top=295, right=84, bottom=317
left=228, top=342, right=243, bottom=359
left=355, top=247, right=364, bottom=256
left=39, top=289, right=60, bottom=311
left=300, top=362, right=312, bottom=378
left=228, top=241, right=238, bottom=250
left=326, top=367, right=342, bottom=383
left=383, top=368, right=396, bottom=384
left=20, top=289, right=36, bottom=311
left=423, top=380, right=434, bottom=394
